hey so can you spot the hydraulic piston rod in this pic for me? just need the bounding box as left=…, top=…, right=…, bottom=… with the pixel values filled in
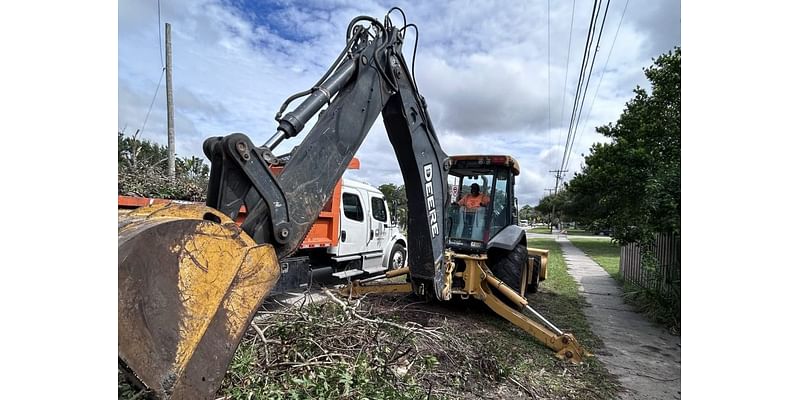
left=264, top=58, right=357, bottom=149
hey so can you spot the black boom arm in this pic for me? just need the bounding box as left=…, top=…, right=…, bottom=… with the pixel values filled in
left=203, top=14, right=450, bottom=298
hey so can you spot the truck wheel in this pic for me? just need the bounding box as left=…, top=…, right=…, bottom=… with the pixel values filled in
left=488, top=243, right=528, bottom=294
left=389, top=243, right=406, bottom=270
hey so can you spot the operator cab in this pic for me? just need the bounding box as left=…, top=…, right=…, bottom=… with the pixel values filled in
left=446, top=155, right=520, bottom=253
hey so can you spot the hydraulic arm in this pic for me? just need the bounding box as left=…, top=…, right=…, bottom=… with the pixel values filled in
left=202, top=16, right=450, bottom=297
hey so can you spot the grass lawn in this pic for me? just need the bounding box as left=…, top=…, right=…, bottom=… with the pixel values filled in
left=526, top=227, right=552, bottom=234
left=564, top=229, right=605, bottom=237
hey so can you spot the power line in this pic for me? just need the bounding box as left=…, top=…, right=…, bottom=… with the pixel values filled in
left=572, top=0, right=630, bottom=155
left=547, top=0, right=551, bottom=157
left=136, top=0, right=167, bottom=140
left=557, top=0, right=577, bottom=159
left=561, top=0, right=599, bottom=174
left=559, top=0, right=601, bottom=174
left=139, top=68, right=166, bottom=139
left=564, top=0, right=611, bottom=174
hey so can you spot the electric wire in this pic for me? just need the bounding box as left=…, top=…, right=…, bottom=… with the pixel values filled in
left=571, top=0, right=628, bottom=169
left=547, top=0, right=552, bottom=166
left=559, top=0, right=601, bottom=176
left=558, top=0, right=578, bottom=151
left=564, top=0, right=611, bottom=174
left=136, top=0, right=166, bottom=138
left=139, top=68, right=166, bottom=138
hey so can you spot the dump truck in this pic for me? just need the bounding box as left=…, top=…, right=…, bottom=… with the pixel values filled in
left=119, top=159, right=408, bottom=293
left=118, top=8, right=587, bottom=399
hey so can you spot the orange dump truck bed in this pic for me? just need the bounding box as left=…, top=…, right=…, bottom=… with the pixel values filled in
left=119, top=158, right=359, bottom=250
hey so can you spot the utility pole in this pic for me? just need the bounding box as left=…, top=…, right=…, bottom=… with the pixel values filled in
left=548, top=169, right=568, bottom=233
left=165, top=22, right=176, bottom=180
left=542, top=189, right=554, bottom=227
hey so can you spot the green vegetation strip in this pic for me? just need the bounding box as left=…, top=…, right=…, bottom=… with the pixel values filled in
left=526, top=227, right=552, bottom=234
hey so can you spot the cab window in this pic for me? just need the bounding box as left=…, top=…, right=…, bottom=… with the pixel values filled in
left=489, top=169, right=510, bottom=237
left=342, top=193, right=363, bottom=221
left=371, top=197, right=387, bottom=222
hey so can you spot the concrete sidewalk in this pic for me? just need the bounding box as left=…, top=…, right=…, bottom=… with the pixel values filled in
left=557, top=237, right=681, bottom=400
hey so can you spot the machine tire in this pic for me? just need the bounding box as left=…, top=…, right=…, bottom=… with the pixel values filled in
left=488, top=243, right=527, bottom=294
left=388, top=243, right=406, bottom=270
left=528, top=256, right=541, bottom=294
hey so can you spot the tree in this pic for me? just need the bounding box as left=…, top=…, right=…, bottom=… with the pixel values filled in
left=519, top=204, right=535, bottom=222
left=534, top=190, right=573, bottom=227
left=565, top=47, right=680, bottom=244
left=378, top=183, right=408, bottom=230
left=118, top=130, right=169, bottom=170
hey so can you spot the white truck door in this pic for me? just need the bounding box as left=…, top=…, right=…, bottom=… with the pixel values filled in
left=367, top=194, right=390, bottom=254
left=339, top=188, right=368, bottom=256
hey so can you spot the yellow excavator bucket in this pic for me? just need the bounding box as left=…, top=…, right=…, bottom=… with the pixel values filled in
left=118, top=203, right=280, bottom=399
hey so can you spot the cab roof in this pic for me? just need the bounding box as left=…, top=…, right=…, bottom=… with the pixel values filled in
left=448, top=155, right=520, bottom=176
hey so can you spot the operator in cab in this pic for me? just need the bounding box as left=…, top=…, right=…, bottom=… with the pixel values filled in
left=458, top=183, right=490, bottom=210
left=456, top=183, right=490, bottom=237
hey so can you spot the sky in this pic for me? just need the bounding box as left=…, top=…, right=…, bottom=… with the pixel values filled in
left=118, top=0, right=681, bottom=207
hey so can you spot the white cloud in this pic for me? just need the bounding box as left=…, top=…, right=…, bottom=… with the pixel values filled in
left=118, top=0, right=680, bottom=207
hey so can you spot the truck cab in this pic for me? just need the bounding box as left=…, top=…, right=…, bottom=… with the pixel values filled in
left=328, top=179, right=407, bottom=278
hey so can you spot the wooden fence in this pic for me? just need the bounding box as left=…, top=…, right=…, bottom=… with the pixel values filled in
left=619, top=233, right=680, bottom=298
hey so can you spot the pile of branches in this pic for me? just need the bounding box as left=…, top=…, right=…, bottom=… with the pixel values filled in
left=217, top=290, right=506, bottom=400
left=118, top=162, right=207, bottom=202
left=117, top=131, right=209, bottom=201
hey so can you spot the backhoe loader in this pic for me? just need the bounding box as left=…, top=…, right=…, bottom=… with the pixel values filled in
left=118, top=9, right=587, bottom=399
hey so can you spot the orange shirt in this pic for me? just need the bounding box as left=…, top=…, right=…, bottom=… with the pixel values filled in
left=458, top=193, right=490, bottom=210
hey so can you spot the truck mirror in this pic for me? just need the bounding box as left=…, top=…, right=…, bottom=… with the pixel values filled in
left=390, top=200, right=398, bottom=226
